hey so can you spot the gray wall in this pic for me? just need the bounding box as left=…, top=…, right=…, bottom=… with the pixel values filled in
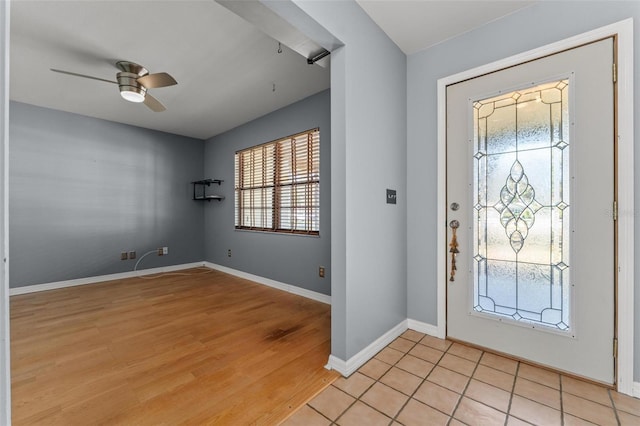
left=9, top=102, right=205, bottom=288
left=406, top=2, right=640, bottom=378
left=203, top=90, right=331, bottom=296
left=282, top=0, right=408, bottom=361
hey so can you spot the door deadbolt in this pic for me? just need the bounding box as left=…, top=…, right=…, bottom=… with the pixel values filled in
left=450, top=202, right=460, bottom=211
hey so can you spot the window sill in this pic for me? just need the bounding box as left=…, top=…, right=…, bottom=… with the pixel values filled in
left=234, top=228, right=321, bottom=238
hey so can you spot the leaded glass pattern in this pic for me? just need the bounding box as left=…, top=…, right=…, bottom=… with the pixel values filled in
left=472, top=80, right=570, bottom=331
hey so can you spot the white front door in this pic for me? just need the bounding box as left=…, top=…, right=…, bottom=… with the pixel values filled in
left=446, top=38, right=615, bottom=384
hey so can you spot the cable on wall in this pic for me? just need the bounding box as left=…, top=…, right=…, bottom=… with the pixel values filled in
left=133, top=250, right=157, bottom=272
left=133, top=250, right=213, bottom=280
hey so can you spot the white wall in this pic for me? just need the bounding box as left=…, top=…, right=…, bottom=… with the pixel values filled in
left=406, top=1, right=640, bottom=379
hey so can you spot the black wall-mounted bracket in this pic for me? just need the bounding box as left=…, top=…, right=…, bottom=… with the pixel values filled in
left=307, top=49, right=330, bottom=65
left=192, top=179, right=224, bottom=201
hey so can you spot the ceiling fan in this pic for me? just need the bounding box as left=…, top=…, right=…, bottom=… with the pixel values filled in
left=50, top=61, right=177, bottom=112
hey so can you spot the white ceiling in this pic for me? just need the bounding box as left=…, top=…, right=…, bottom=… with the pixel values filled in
left=10, top=0, right=535, bottom=140
left=9, top=0, right=330, bottom=140
left=356, top=0, right=535, bottom=54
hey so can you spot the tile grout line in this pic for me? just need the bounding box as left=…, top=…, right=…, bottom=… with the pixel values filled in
left=376, top=338, right=424, bottom=426
left=561, top=376, right=620, bottom=425
left=607, top=387, right=622, bottom=426
left=386, top=336, right=424, bottom=425
left=448, top=345, right=483, bottom=425
left=387, top=336, right=450, bottom=424
left=358, top=334, right=459, bottom=423
left=309, top=338, right=415, bottom=425
left=331, top=338, right=419, bottom=425
left=295, top=333, right=639, bottom=426
left=306, top=402, right=334, bottom=424
left=434, top=350, right=569, bottom=424
left=365, top=349, right=417, bottom=423
left=560, top=374, right=565, bottom=426
left=418, top=339, right=465, bottom=421
left=504, top=360, right=521, bottom=426
left=469, top=359, right=571, bottom=420
left=392, top=338, right=549, bottom=424
left=308, top=368, right=382, bottom=426
left=369, top=338, right=442, bottom=424
left=328, top=384, right=364, bottom=425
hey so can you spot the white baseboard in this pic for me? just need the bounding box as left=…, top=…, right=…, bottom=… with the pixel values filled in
left=325, top=320, right=408, bottom=377
left=325, top=319, right=442, bottom=377
left=203, top=262, right=331, bottom=305
left=407, top=319, right=444, bottom=339
left=632, top=382, right=640, bottom=398
left=9, top=262, right=207, bottom=296
left=325, top=355, right=348, bottom=376
left=10, top=261, right=332, bottom=308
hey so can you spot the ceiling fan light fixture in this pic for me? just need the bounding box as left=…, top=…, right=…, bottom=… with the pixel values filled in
left=120, top=86, right=146, bottom=103
left=117, top=71, right=147, bottom=103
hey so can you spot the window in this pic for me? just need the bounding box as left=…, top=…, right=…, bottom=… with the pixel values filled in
left=472, top=80, right=570, bottom=330
left=235, top=129, right=320, bottom=235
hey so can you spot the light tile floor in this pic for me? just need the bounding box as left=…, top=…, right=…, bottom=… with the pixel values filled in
left=282, top=330, right=640, bottom=426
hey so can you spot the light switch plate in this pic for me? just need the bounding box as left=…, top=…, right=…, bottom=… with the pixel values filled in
left=386, top=189, right=397, bottom=204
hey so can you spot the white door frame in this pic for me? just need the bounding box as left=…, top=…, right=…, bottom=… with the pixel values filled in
left=0, top=0, right=10, bottom=420
left=436, top=19, right=634, bottom=395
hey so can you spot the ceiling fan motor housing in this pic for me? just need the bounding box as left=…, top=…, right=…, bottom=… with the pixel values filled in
left=116, top=61, right=149, bottom=103
left=117, top=72, right=147, bottom=102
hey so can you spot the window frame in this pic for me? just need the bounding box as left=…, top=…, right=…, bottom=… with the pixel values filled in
left=234, top=128, right=320, bottom=236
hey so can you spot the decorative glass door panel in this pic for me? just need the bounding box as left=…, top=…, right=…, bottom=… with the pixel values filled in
left=472, top=80, right=571, bottom=332
left=446, top=38, right=614, bottom=384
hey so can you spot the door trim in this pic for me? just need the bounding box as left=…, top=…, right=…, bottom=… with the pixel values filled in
left=436, top=19, right=634, bottom=395
left=0, top=0, right=9, bottom=420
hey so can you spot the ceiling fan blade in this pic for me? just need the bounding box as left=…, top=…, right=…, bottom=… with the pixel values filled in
left=50, top=68, right=117, bottom=84
left=137, top=72, right=177, bottom=89
left=143, top=94, right=166, bottom=112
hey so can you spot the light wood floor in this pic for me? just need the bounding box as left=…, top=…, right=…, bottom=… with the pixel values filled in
left=10, top=268, right=338, bottom=425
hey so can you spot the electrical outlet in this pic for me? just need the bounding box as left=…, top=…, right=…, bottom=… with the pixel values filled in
left=121, top=252, right=128, bottom=260
left=157, top=248, right=164, bottom=256
left=319, top=266, right=325, bottom=278
left=227, top=249, right=232, bottom=257
left=162, top=246, right=169, bottom=255
left=129, top=251, right=136, bottom=260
